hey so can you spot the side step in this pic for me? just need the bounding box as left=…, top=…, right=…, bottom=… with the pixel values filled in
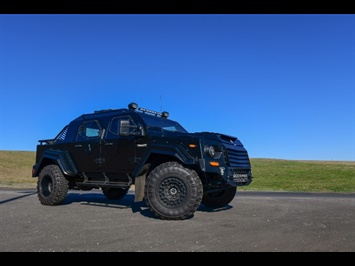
left=76, top=181, right=131, bottom=188
left=78, top=172, right=133, bottom=188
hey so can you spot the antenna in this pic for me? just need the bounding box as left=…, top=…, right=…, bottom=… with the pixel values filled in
left=160, top=95, right=162, bottom=112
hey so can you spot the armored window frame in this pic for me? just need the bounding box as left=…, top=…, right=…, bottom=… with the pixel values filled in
left=76, top=120, right=102, bottom=141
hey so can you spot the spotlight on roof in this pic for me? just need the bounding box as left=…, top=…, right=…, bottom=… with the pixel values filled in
left=128, top=102, right=138, bottom=110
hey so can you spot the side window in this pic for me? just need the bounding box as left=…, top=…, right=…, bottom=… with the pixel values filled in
left=108, top=116, right=136, bottom=136
left=109, top=117, right=120, bottom=135
left=76, top=120, right=102, bottom=140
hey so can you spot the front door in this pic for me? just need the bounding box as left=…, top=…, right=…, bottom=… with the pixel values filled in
left=99, top=115, right=139, bottom=182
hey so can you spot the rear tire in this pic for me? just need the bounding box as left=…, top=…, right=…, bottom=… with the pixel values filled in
left=37, top=165, right=69, bottom=206
left=102, top=187, right=129, bottom=200
left=202, top=186, right=236, bottom=208
left=144, top=161, right=203, bottom=220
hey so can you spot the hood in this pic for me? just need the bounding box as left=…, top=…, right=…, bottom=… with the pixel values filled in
left=148, top=130, right=244, bottom=147
left=192, top=132, right=244, bottom=147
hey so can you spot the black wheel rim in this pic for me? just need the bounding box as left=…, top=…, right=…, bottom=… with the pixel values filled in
left=158, top=177, right=187, bottom=207
left=41, top=175, right=53, bottom=197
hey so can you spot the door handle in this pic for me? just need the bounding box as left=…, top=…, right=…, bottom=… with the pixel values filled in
left=105, top=142, right=113, bottom=146
left=75, top=144, right=82, bottom=148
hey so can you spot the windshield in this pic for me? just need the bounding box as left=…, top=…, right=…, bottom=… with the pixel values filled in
left=139, top=113, right=188, bottom=133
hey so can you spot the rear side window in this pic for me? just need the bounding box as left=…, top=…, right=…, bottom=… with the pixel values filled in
left=76, top=120, right=102, bottom=140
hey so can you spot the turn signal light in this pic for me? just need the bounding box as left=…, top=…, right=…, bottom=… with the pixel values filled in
left=189, top=144, right=197, bottom=148
left=209, top=161, right=219, bottom=167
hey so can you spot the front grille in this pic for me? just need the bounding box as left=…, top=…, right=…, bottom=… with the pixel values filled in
left=233, top=169, right=250, bottom=174
left=225, top=146, right=250, bottom=168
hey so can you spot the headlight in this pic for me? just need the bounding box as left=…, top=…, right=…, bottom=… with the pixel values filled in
left=204, top=145, right=215, bottom=157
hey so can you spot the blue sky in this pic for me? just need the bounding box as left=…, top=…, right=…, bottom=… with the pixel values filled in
left=0, top=14, right=354, bottom=161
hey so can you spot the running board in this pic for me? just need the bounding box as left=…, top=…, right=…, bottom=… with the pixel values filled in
left=77, top=181, right=131, bottom=188
left=79, top=172, right=133, bottom=188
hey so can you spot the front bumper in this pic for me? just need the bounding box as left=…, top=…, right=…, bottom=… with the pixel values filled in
left=227, top=168, right=253, bottom=186
left=199, top=158, right=253, bottom=187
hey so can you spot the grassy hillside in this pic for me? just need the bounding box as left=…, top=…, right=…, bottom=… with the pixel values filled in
left=0, top=150, right=354, bottom=192
left=245, top=158, right=355, bottom=192
left=0, top=150, right=37, bottom=188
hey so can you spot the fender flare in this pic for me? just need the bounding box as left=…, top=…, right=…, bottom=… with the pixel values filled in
left=32, top=150, right=78, bottom=177
left=132, top=146, right=194, bottom=178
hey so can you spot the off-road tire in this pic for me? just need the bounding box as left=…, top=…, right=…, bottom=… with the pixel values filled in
left=102, top=187, right=129, bottom=200
left=202, top=185, right=236, bottom=208
left=37, top=164, right=69, bottom=206
left=144, top=161, right=203, bottom=220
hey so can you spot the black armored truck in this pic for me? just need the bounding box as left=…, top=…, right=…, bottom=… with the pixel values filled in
left=32, top=103, right=253, bottom=220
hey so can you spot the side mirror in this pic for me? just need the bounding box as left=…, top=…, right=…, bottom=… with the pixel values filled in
left=119, top=120, right=142, bottom=136
left=119, top=120, right=130, bottom=136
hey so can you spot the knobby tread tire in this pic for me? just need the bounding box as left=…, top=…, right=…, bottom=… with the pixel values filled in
left=144, top=161, right=203, bottom=220
left=37, top=164, right=69, bottom=206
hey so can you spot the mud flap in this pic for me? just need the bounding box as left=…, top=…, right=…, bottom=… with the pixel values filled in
left=134, top=164, right=149, bottom=202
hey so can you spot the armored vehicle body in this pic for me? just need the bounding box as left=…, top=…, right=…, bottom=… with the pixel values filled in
left=32, top=103, right=253, bottom=220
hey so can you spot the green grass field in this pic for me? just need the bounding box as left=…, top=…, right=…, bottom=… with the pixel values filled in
left=0, top=150, right=354, bottom=192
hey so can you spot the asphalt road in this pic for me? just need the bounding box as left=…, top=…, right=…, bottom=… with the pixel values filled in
left=0, top=188, right=354, bottom=252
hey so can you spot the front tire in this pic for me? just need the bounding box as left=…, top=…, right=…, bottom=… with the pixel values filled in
left=37, top=165, right=69, bottom=206
left=144, top=161, right=203, bottom=220
left=202, top=186, right=236, bottom=208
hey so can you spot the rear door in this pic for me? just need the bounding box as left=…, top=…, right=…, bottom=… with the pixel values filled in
left=69, top=120, right=104, bottom=176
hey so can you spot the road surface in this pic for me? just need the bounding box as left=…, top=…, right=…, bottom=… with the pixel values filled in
left=0, top=188, right=354, bottom=252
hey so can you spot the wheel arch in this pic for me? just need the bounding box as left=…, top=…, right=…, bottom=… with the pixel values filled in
left=33, top=150, right=78, bottom=177
left=132, top=147, right=194, bottom=179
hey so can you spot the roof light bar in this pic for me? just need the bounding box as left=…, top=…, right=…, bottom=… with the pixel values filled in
left=128, top=102, right=169, bottom=118
left=138, top=107, right=169, bottom=118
